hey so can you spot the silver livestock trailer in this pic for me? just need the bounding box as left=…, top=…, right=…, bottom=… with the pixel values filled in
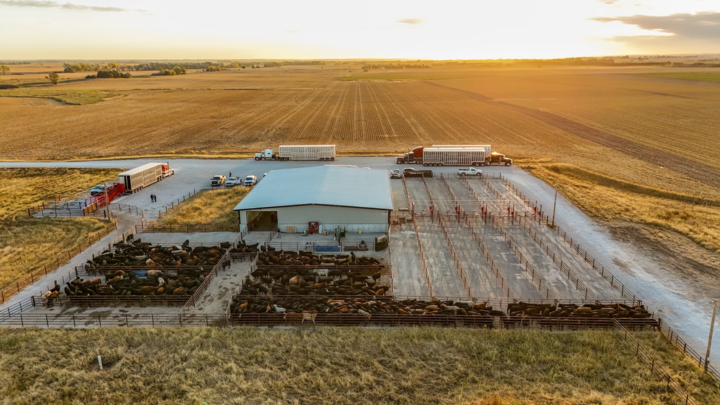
left=118, top=163, right=164, bottom=193
left=278, top=145, right=336, bottom=161
left=422, top=147, right=487, bottom=167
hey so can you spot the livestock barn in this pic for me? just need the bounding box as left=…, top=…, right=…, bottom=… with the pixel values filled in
left=234, top=166, right=392, bottom=234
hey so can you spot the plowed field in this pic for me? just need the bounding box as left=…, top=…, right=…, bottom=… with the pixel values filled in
left=2, top=65, right=720, bottom=197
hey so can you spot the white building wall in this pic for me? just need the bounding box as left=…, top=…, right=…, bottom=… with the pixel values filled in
left=239, top=205, right=389, bottom=233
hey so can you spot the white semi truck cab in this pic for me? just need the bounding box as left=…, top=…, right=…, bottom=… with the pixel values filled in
left=254, top=149, right=275, bottom=160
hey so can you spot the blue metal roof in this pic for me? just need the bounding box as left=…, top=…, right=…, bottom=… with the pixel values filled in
left=234, top=166, right=393, bottom=211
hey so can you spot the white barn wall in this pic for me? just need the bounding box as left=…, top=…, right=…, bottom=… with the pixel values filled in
left=239, top=205, right=388, bottom=233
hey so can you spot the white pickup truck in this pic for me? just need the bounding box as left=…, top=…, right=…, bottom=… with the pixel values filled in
left=457, top=167, right=482, bottom=176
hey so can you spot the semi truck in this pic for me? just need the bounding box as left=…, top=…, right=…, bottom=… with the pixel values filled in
left=118, top=162, right=174, bottom=194
left=396, top=145, right=512, bottom=166
left=254, top=145, right=336, bottom=161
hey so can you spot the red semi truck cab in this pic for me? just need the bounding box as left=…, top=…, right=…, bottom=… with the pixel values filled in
left=162, top=163, right=175, bottom=177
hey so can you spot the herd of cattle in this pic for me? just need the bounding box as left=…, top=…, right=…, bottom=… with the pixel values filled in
left=230, top=296, right=503, bottom=316
left=63, top=240, right=229, bottom=298
left=507, top=302, right=652, bottom=318
left=240, top=266, right=389, bottom=296
left=39, top=237, right=655, bottom=327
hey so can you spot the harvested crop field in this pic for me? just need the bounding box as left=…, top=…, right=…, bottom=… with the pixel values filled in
left=2, top=65, right=720, bottom=195
left=1, top=327, right=718, bottom=405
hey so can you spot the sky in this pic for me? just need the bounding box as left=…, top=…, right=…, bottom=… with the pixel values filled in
left=1, top=0, right=719, bottom=60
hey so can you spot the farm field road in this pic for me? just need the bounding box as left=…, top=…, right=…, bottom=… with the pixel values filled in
left=425, top=80, right=720, bottom=190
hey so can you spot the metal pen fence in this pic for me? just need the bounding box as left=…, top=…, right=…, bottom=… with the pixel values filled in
left=425, top=175, right=473, bottom=299
left=182, top=248, right=232, bottom=312
left=515, top=216, right=597, bottom=302
left=153, top=188, right=204, bottom=219
left=465, top=217, right=512, bottom=297
left=501, top=176, right=720, bottom=388
left=263, top=241, right=377, bottom=253
left=402, top=174, right=434, bottom=298
left=1, top=313, right=228, bottom=328
left=437, top=215, right=472, bottom=299
left=657, top=318, right=720, bottom=385
left=614, top=320, right=699, bottom=405
left=0, top=221, right=117, bottom=306
left=489, top=217, right=556, bottom=300
left=137, top=223, right=239, bottom=233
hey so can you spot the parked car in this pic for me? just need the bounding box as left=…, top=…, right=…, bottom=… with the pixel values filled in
left=225, top=177, right=243, bottom=187
left=458, top=167, right=482, bottom=176
left=244, top=175, right=258, bottom=186
left=90, top=184, right=107, bottom=196
left=389, top=169, right=402, bottom=179
left=211, top=175, right=226, bottom=187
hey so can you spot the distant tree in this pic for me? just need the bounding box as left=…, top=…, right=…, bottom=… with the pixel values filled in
left=172, top=66, right=186, bottom=75
left=241, top=65, right=246, bottom=69
left=0, top=65, right=9, bottom=75
left=46, top=72, right=60, bottom=85
left=106, top=62, right=119, bottom=70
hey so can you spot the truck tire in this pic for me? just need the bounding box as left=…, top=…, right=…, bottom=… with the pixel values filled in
left=506, top=162, right=511, bottom=166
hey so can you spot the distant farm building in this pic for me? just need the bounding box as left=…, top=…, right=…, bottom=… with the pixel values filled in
left=234, top=166, right=393, bottom=234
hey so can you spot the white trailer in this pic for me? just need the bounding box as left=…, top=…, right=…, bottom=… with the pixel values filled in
left=433, top=144, right=492, bottom=155
left=118, top=163, right=164, bottom=193
left=422, top=148, right=486, bottom=167
left=278, top=145, right=335, bottom=161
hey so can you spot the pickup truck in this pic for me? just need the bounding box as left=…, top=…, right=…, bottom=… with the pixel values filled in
left=244, top=175, right=257, bottom=186
left=211, top=175, right=226, bottom=187
left=90, top=184, right=107, bottom=196
left=458, top=167, right=482, bottom=176
left=225, top=177, right=242, bottom=187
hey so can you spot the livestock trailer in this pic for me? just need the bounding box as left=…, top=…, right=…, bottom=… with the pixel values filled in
left=433, top=144, right=492, bottom=155
left=422, top=148, right=486, bottom=167
left=118, top=163, right=165, bottom=193
left=278, top=145, right=335, bottom=161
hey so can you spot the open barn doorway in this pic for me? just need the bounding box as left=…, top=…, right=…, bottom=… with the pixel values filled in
left=247, top=211, right=278, bottom=231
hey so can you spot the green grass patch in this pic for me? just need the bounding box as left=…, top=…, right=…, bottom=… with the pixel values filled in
left=0, top=88, right=117, bottom=105
left=0, top=327, right=716, bottom=404
left=636, top=72, right=720, bottom=83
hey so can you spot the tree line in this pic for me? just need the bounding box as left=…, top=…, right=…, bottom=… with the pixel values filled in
left=361, top=63, right=431, bottom=71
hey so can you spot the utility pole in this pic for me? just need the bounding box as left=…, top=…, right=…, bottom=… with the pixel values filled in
left=706, top=299, right=718, bottom=372
left=551, top=190, right=557, bottom=228
left=103, top=182, right=111, bottom=220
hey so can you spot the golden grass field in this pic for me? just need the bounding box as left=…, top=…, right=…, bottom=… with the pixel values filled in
left=1, top=327, right=718, bottom=405
left=152, top=187, right=249, bottom=230
left=0, top=168, right=120, bottom=289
